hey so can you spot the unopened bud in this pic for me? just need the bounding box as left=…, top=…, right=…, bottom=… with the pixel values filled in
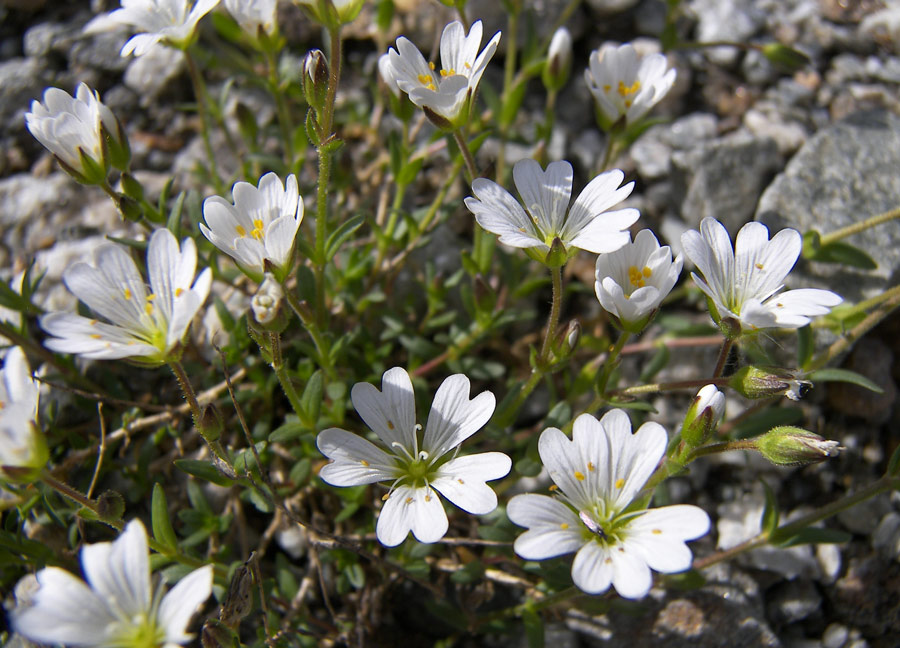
left=681, top=384, right=725, bottom=447
left=303, top=49, right=329, bottom=116
left=543, top=27, right=572, bottom=92
left=755, top=426, right=843, bottom=466
left=543, top=236, right=569, bottom=268
left=251, top=273, right=285, bottom=326
left=119, top=173, right=144, bottom=201
left=96, top=489, right=125, bottom=521
left=729, top=366, right=809, bottom=400
left=101, top=112, right=131, bottom=172
left=761, top=43, right=810, bottom=72
left=565, top=319, right=581, bottom=352
left=220, top=556, right=254, bottom=627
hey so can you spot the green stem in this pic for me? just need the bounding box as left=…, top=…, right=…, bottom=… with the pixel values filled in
left=610, top=375, right=730, bottom=399
left=495, top=266, right=564, bottom=427
left=268, top=331, right=313, bottom=426
left=283, top=290, right=335, bottom=378
left=183, top=50, right=225, bottom=194
left=808, top=288, right=900, bottom=371
left=595, top=330, right=631, bottom=397
left=692, top=475, right=900, bottom=571
left=453, top=129, right=478, bottom=181
left=819, top=205, right=900, bottom=246
left=41, top=471, right=213, bottom=570
left=168, top=360, right=231, bottom=467
left=494, top=2, right=520, bottom=183
left=712, top=337, right=733, bottom=378
left=685, top=439, right=757, bottom=461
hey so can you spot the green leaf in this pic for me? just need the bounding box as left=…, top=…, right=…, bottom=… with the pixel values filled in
left=887, top=441, right=900, bottom=478
left=544, top=401, right=572, bottom=429
left=760, top=479, right=779, bottom=536
left=807, top=368, right=884, bottom=394
left=449, top=560, right=484, bottom=584
left=608, top=400, right=658, bottom=413
left=301, top=370, right=324, bottom=423
left=166, top=191, right=186, bottom=237
left=499, top=79, right=528, bottom=128
left=325, top=214, right=365, bottom=261
left=522, top=608, right=544, bottom=648
left=807, top=240, right=877, bottom=269
left=151, top=483, right=178, bottom=551
left=174, top=459, right=235, bottom=487
left=771, top=526, right=852, bottom=548
left=796, top=325, right=813, bottom=370
left=397, top=158, right=424, bottom=186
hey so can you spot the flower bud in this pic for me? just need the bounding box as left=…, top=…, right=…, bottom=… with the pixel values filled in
left=100, top=110, right=131, bottom=172
left=251, top=274, right=285, bottom=327
left=96, top=489, right=126, bottom=522
left=293, top=0, right=365, bottom=27
left=303, top=49, right=329, bottom=117
left=761, top=43, right=810, bottom=72
left=565, top=319, right=581, bottom=353
left=681, top=385, right=725, bottom=448
left=728, top=366, right=810, bottom=400
left=542, top=27, right=572, bottom=92
left=755, top=426, right=843, bottom=466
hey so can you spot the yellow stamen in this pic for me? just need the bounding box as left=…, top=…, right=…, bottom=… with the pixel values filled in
left=145, top=303, right=153, bottom=315
left=652, top=528, right=662, bottom=535
left=603, top=83, right=611, bottom=92
left=642, top=266, right=652, bottom=278
left=236, top=224, right=247, bottom=237
left=382, top=493, right=390, bottom=501
left=428, top=61, right=435, bottom=70
left=755, top=263, right=764, bottom=269
left=457, top=478, right=465, bottom=484
left=464, top=62, right=471, bottom=69
left=360, top=460, right=369, bottom=466
left=574, top=471, right=585, bottom=481
left=628, top=266, right=646, bottom=288
left=617, top=79, right=641, bottom=97
left=175, top=288, right=184, bottom=297
left=405, top=497, right=413, bottom=504
left=440, top=68, right=456, bottom=77
left=548, top=484, right=558, bottom=492
left=615, top=478, right=625, bottom=489
left=587, top=462, right=595, bottom=472
left=123, top=288, right=132, bottom=300
left=386, top=420, right=394, bottom=430
left=560, top=523, right=569, bottom=530
left=90, top=334, right=102, bottom=339
left=425, top=494, right=431, bottom=502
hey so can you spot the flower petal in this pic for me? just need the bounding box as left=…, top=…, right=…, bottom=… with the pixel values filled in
left=431, top=452, right=511, bottom=514
left=351, top=367, right=416, bottom=450
left=512, top=159, right=573, bottom=236
left=316, top=428, right=399, bottom=486
left=423, top=373, right=495, bottom=458
left=81, top=519, right=151, bottom=619
left=157, top=565, right=213, bottom=644
left=508, top=494, right=584, bottom=560
left=376, top=484, right=448, bottom=546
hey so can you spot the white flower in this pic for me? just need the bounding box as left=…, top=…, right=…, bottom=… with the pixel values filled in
left=0, top=347, right=46, bottom=481
left=387, top=20, right=500, bottom=127
left=85, top=0, right=220, bottom=57
left=680, top=217, right=842, bottom=332
left=201, top=172, right=303, bottom=281
left=680, top=384, right=725, bottom=447
left=25, top=83, right=125, bottom=183
left=12, top=520, right=213, bottom=648
left=378, top=53, right=402, bottom=98
left=507, top=411, right=710, bottom=599
left=585, top=43, right=676, bottom=127
left=40, top=228, right=212, bottom=364
left=595, top=229, right=682, bottom=332
left=223, top=0, right=277, bottom=37
left=317, top=367, right=511, bottom=547
left=544, top=27, right=572, bottom=90
left=464, top=159, right=639, bottom=260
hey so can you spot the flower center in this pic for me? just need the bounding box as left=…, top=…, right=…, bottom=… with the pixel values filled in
left=111, top=612, right=166, bottom=648
left=626, top=265, right=653, bottom=294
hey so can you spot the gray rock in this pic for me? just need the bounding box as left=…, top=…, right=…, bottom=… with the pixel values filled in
left=69, top=31, right=129, bottom=73
left=0, top=57, right=49, bottom=133
left=821, top=623, right=850, bottom=648
left=124, top=46, right=184, bottom=101
left=765, top=578, right=822, bottom=625
left=674, top=132, right=781, bottom=231
left=871, top=512, right=900, bottom=560
left=0, top=173, right=74, bottom=228
left=755, top=110, right=900, bottom=303
left=631, top=112, right=718, bottom=180
left=23, top=22, right=72, bottom=58
left=687, top=0, right=766, bottom=66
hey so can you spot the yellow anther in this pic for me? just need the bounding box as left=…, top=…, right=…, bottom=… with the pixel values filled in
left=617, top=79, right=641, bottom=97
left=405, top=497, right=414, bottom=504
left=123, top=288, right=132, bottom=300
left=386, top=420, right=395, bottom=430
left=360, top=459, right=369, bottom=467
left=175, top=288, right=184, bottom=297
left=425, top=494, right=431, bottom=502
left=560, top=523, right=569, bottom=530
left=382, top=493, right=390, bottom=501
left=603, top=84, right=611, bottom=92
left=440, top=68, right=456, bottom=77
left=755, top=263, right=764, bottom=269
left=548, top=484, right=558, bottom=492
left=428, top=61, right=435, bottom=70
left=652, top=528, right=662, bottom=535
left=146, top=294, right=156, bottom=301
left=236, top=224, right=247, bottom=237
left=89, top=319, right=98, bottom=326
left=464, top=61, right=471, bottom=69
left=605, top=557, right=613, bottom=564
left=588, top=462, right=595, bottom=472
left=457, top=478, right=465, bottom=484
left=642, top=266, right=652, bottom=278
left=628, top=266, right=646, bottom=288
left=90, top=334, right=102, bottom=339
left=145, top=303, right=153, bottom=315
left=574, top=471, right=585, bottom=481
left=615, top=478, right=625, bottom=489
left=624, top=99, right=633, bottom=108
